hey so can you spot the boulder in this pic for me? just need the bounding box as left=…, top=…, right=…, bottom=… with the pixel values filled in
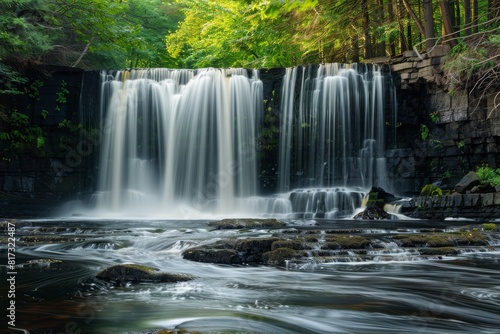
left=454, top=171, right=481, bottom=193
left=96, top=264, right=196, bottom=285
left=353, top=206, right=391, bottom=220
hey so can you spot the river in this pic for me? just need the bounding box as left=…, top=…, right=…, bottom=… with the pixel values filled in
left=2, top=217, right=500, bottom=334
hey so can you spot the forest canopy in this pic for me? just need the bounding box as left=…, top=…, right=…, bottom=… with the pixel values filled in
left=0, top=0, right=498, bottom=72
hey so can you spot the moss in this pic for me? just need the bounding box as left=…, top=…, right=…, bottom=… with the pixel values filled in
left=482, top=223, right=497, bottom=231
left=271, top=240, right=306, bottom=250
left=452, top=230, right=489, bottom=246
left=419, top=247, right=459, bottom=256
left=208, top=218, right=286, bottom=229
left=391, top=234, right=453, bottom=247
left=420, top=184, right=443, bottom=196
left=96, top=264, right=196, bottom=285
left=323, top=235, right=371, bottom=249
left=262, top=247, right=300, bottom=266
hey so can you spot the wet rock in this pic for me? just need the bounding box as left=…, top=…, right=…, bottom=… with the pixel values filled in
left=271, top=239, right=308, bottom=250
left=208, top=218, right=286, bottom=229
left=322, top=235, right=371, bottom=249
left=183, top=248, right=242, bottom=264
left=353, top=187, right=394, bottom=220
left=391, top=234, right=454, bottom=247
left=18, top=235, right=86, bottom=245
left=182, top=237, right=280, bottom=264
left=353, top=206, right=391, bottom=220
left=96, top=264, right=196, bottom=285
left=262, top=247, right=301, bottom=266
left=419, top=247, right=459, bottom=256
left=368, top=186, right=398, bottom=203
left=454, top=171, right=480, bottom=193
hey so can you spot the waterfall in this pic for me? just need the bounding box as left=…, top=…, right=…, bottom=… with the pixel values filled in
left=92, top=68, right=262, bottom=217
left=87, top=64, right=395, bottom=219
left=275, top=63, right=394, bottom=218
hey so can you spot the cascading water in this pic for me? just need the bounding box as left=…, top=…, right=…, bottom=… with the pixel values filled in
left=92, top=68, right=262, bottom=218
left=275, top=63, right=396, bottom=218
left=87, top=64, right=396, bottom=218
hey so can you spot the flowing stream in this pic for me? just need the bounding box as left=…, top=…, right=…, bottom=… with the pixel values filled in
left=3, top=218, right=500, bottom=333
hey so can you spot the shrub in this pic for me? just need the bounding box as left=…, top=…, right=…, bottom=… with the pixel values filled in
left=476, top=165, right=500, bottom=187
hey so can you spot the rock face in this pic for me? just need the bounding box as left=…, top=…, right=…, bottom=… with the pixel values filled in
left=96, top=264, right=196, bottom=285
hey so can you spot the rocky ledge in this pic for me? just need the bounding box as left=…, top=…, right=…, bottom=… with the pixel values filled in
left=182, top=219, right=499, bottom=268
left=400, top=170, right=500, bottom=220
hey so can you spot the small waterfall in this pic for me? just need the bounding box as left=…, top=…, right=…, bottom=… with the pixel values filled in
left=92, top=68, right=262, bottom=217
left=275, top=63, right=394, bottom=218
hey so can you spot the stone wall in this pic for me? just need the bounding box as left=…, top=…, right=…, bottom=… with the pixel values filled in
left=400, top=193, right=500, bottom=220
left=388, top=46, right=500, bottom=196
left=0, top=67, right=96, bottom=206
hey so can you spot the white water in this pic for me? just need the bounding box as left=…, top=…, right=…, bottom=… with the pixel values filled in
left=91, top=68, right=262, bottom=218
left=278, top=64, right=390, bottom=191
left=85, top=64, right=396, bottom=219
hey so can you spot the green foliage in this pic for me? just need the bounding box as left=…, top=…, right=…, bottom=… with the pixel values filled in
left=420, top=124, right=429, bottom=141
left=430, top=111, right=439, bottom=123
left=0, top=63, right=27, bottom=95
left=476, top=165, right=500, bottom=187
left=0, top=111, right=46, bottom=158
left=420, top=184, right=443, bottom=196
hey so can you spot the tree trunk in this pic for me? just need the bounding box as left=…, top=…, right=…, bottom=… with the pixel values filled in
left=388, top=0, right=396, bottom=56
left=401, top=0, right=426, bottom=36
left=378, top=0, right=386, bottom=56
left=472, top=0, right=479, bottom=33
left=397, top=0, right=409, bottom=51
left=423, top=0, right=435, bottom=49
left=362, top=0, right=372, bottom=58
left=464, top=0, right=472, bottom=36
left=438, top=0, right=458, bottom=47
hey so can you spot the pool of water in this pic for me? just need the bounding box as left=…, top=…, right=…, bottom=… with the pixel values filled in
left=2, top=218, right=500, bottom=333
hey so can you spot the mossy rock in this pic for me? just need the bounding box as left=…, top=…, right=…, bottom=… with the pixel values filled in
left=262, top=248, right=301, bottom=266
left=482, top=223, right=497, bottom=231
left=391, top=234, right=454, bottom=247
left=419, top=247, right=459, bottom=256
left=271, top=239, right=307, bottom=250
left=183, top=248, right=242, bottom=264
left=208, top=218, right=286, bottom=229
left=420, top=184, right=443, bottom=196
left=19, top=235, right=85, bottom=245
left=322, top=235, right=371, bottom=249
left=235, top=237, right=280, bottom=252
left=96, top=264, right=196, bottom=285
left=21, top=259, right=70, bottom=270
left=451, top=230, right=489, bottom=246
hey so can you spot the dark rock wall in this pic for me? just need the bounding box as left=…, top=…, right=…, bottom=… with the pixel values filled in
left=0, top=67, right=96, bottom=204
left=388, top=47, right=500, bottom=196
